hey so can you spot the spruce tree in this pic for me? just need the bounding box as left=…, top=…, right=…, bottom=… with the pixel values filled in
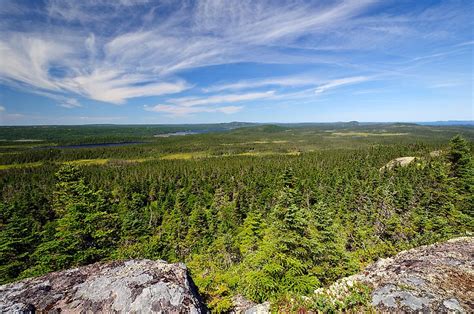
left=24, top=165, right=118, bottom=275
left=241, top=169, right=319, bottom=302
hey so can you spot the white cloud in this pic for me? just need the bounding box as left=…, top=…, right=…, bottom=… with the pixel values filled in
left=0, top=0, right=379, bottom=106
left=169, top=91, right=275, bottom=107
left=144, top=104, right=242, bottom=116
left=0, top=105, right=5, bottom=112
left=59, top=98, right=82, bottom=109
left=0, top=0, right=472, bottom=113
left=59, top=69, right=190, bottom=104
left=0, top=35, right=72, bottom=90
left=204, top=76, right=317, bottom=93
left=144, top=90, right=273, bottom=116
left=0, top=33, right=190, bottom=104
left=315, top=76, right=371, bottom=94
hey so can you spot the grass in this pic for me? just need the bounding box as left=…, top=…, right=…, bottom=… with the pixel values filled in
left=235, top=151, right=301, bottom=157
left=0, top=151, right=305, bottom=169
left=0, top=162, right=43, bottom=170
left=331, top=132, right=409, bottom=137
left=160, top=152, right=209, bottom=160
left=65, top=159, right=109, bottom=166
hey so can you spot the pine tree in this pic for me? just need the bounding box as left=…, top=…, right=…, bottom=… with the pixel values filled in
left=312, top=202, right=356, bottom=285
left=241, top=169, right=319, bottom=302
left=447, top=135, right=474, bottom=217
left=238, top=212, right=264, bottom=256
left=24, top=165, right=118, bottom=275
left=448, top=135, right=472, bottom=178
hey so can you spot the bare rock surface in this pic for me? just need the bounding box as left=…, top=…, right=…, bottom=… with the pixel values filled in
left=0, top=259, right=206, bottom=313
left=380, top=156, right=417, bottom=171
left=323, top=237, right=473, bottom=313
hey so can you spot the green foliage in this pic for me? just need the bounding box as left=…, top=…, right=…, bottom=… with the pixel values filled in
left=20, top=165, right=119, bottom=277
left=448, top=135, right=474, bottom=217
left=0, top=126, right=472, bottom=309
left=240, top=170, right=320, bottom=301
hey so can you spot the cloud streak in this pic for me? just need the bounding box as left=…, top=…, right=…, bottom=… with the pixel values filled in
left=315, top=76, right=371, bottom=94
left=204, top=76, right=317, bottom=93
left=0, top=0, right=472, bottom=119
left=144, top=90, right=275, bottom=116
left=144, top=104, right=242, bottom=116
left=0, top=0, right=379, bottom=106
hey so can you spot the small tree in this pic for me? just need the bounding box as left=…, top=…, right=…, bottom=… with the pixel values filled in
left=241, top=169, right=319, bottom=302
left=25, top=165, right=118, bottom=275
left=447, top=135, right=473, bottom=216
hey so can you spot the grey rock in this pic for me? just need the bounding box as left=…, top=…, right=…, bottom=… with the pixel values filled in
left=363, top=237, right=474, bottom=313
left=231, top=294, right=257, bottom=313
left=244, top=301, right=270, bottom=314
left=443, top=298, right=464, bottom=313
left=315, top=237, right=474, bottom=313
left=404, top=275, right=425, bottom=287
left=0, top=259, right=207, bottom=313
left=397, top=291, right=430, bottom=311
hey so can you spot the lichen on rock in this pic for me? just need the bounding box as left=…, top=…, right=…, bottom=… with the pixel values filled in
left=0, top=259, right=207, bottom=313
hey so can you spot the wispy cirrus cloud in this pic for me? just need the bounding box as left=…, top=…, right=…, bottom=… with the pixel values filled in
left=0, top=0, right=378, bottom=107
left=144, top=90, right=275, bottom=116
left=144, top=104, right=242, bottom=116
left=59, top=99, right=82, bottom=109
left=169, top=91, right=275, bottom=107
left=0, top=0, right=472, bottom=121
left=315, top=76, right=371, bottom=94
left=204, top=76, right=317, bottom=93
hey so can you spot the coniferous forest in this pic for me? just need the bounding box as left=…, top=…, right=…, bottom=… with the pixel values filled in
left=1, top=123, right=473, bottom=312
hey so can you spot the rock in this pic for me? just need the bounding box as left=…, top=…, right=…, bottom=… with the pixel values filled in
left=244, top=301, right=271, bottom=314
left=231, top=294, right=257, bottom=313
left=322, top=237, right=473, bottom=313
left=0, top=259, right=207, bottom=313
left=380, top=156, right=416, bottom=171
left=231, top=295, right=270, bottom=314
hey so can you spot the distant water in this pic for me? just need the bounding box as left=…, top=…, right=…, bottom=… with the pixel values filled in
left=154, top=128, right=230, bottom=137
left=37, top=141, right=145, bottom=149
left=154, top=131, right=199, bottom=138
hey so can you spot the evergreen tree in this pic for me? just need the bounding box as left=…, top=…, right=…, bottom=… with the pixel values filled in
left=312, top=202, right=357, bottom=285
left=23, top=165, right=118, bottom=275
left=237, top=212, right=264, bottom=256
left=447, top=135, right=474, bottom=217
left=448, top=135, right=472, bottom=178
left=241, top=169, right=319, bottom=302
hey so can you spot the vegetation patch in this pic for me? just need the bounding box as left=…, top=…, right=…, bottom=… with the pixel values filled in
left=0, top=125, right=472, bottom=312
left=160, top=152, right=209, bottom=160
left=331, top=132, right=409, bottom=137
left=65, top=159, right=109, bottom=166
left=0, top=162, right=42, bottom=170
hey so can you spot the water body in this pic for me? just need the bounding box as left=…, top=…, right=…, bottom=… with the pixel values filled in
left=154, top=128, right=232, bottom=137
left=154, top=131, right=199, bottom=138
left=38, top=141, right=145, bottom=149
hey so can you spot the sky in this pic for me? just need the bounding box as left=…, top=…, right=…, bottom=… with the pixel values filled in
left=0, top=0, right=473, bottom=125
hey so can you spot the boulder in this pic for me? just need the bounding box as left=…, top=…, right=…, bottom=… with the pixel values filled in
left=317, top=237, right=473, bottom=313
left=0, top=259, right=207, bottom=313
left=230, top=295, right=270, bottom=314
left=380, top=156, right=416, bottom=171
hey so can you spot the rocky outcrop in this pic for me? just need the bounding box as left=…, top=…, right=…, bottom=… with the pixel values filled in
left=361, top=237, right=473, bottom=312
left=0, top=259, right=206, bottom=313
left=316, top=237, right=473, bottom=313
left=380, top=156, right=417, bottom=171
left=231, top=295, right=270, bottom=314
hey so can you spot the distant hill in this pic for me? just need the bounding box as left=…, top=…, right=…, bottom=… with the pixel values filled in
left=416, top=121, right=473, bottom=126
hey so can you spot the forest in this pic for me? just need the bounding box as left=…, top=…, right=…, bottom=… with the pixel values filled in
left=1, top=123, right=473, bottom=312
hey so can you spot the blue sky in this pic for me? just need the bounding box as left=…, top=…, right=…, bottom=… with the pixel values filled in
left=0, top=0, right=472, bottom=125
